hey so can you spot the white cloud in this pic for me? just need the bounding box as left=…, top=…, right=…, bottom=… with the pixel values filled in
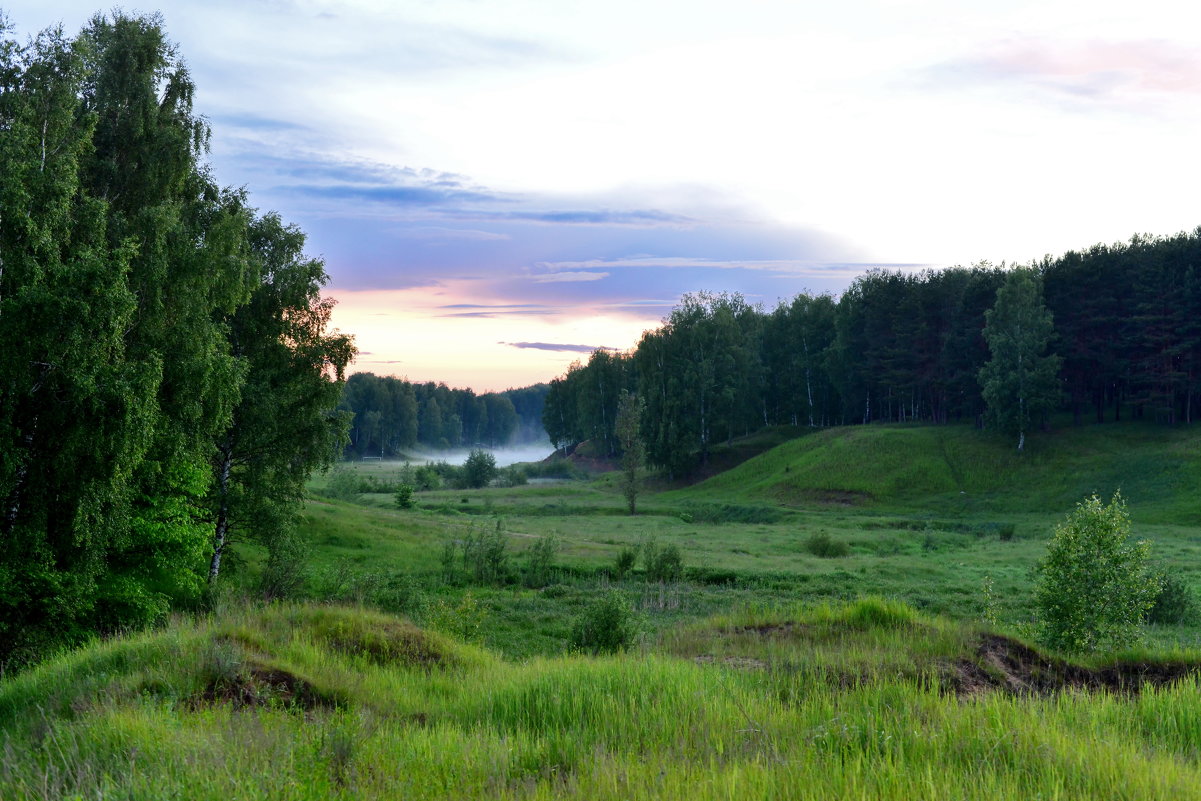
left=529, top=271, right=610, bottom=283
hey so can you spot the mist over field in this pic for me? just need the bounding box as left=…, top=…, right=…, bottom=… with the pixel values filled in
left=363, top=443, right=555, bottom=468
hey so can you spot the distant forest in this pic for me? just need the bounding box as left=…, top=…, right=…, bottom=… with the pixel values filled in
left=339, top=373, right=548, bottom=456
left=546, top=230, right=1201, bottom=475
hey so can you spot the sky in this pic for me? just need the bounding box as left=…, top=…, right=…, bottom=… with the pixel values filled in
left=8, top=0, right=1201, bottom=390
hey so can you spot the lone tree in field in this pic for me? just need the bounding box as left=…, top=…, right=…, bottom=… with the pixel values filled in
left=979, top=268, right=1061, bottom=452
left=1034, top=492, right=1157, bottom=654
left=463, top=449, right=498, bottom=489
left=615, top=390, right=645, bottom=515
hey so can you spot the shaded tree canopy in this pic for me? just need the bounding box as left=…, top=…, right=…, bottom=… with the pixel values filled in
left=338, top=374, right=546, bottom=456
left=0, top=12, right=352, bottom=664
left=546, top=231, right=1201, bottom=476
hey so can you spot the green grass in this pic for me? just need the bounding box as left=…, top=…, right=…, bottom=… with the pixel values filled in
left=7, top=419, right=1201, bottom=797
left=681, top=422, right=1201, bottom=521
left=6, top=602, right=1201, bottom=799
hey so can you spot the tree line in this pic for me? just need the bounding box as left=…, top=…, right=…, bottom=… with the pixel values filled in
left=545, top=230, right=1201, bottom=475
left=0, top=13, right=352, bottom=664
left=339, top=373, right=548, bottom=456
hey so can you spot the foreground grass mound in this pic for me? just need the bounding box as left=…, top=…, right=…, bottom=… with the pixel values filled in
left=683, top=422, right=1201, bottom=519
left=6, top=601, right=1201, bottom=799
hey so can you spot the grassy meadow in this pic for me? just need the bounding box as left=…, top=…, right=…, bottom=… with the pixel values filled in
left=6, top=421, right=1201, bottom=798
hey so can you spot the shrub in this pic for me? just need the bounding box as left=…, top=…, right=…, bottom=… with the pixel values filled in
left=523, top=534, right=560, bottom=587
left=1147, top=569, right=1199, bottom=625
left=394, top=484, right=415, bottom=509
left=462, top=450, right=498, bottom=489
left=570, top=591, right=639, bottom=654
left=258, top=528, right=311, bottom=599
left=614, top=547, right=638, bottom=578
left=496, top=465, right=529, bottom=488
left=643, top=540, right=683, bottom=582
left=1034, top=492, right=1158, bottom=653
left=324, top=467, right=362, bottom=501
left=804, top=531, right=850, bottom=558
left=413, top=465, right=442, bottom=491
left=462, top=521, right=510, bottom=584
left=424, top=592, right=486, bottom=642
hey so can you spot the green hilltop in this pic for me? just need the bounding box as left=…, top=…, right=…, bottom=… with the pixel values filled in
left=678, top=422, right=1201, bottom=522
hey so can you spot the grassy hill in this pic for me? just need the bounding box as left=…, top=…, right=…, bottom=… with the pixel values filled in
left=6, top=601, right=1201, bottom=800
left=8, top=421, right=1201, bottom=798
left=677, top=422, right=1201, bottom=522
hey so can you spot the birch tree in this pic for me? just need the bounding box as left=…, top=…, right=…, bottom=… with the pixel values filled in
left=979, top=268, right=1061, bottom=451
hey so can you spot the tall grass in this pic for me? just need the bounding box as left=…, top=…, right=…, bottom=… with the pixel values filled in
left=5, top=602, right=1201, bottom=799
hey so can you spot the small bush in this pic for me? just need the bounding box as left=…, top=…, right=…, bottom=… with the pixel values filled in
left=1035, top=492, right=1157, bottom=654
left=258, top=528, right=310, bottom=599
left=394, top=484, right=415, bottom=509
left=570, top=591, right=639, bottom=654
left=804, top=531, right=850, bottom=558
left=523, top=534, right=560, bottom=587
left=496, top=465, right=529, bottom=488
left=424, top=592, right=486, bottom=642
left=1147, top=569, right=1199, bottom=625
left=324, top=467, right=362, bottom=501
left=413, top=465, right=442, bottom=490
left=463, top=450, right=498, bottom=489
left=685, top=566, right=738, bottom=585
left=461, top=521, right=510, bottom=584
left=614, top=547, right=638, bottom=578
left=642, top=540, right=683, bottom=582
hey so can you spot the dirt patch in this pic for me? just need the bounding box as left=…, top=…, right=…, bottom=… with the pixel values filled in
left=948, top=634, right=1201, bottom=696
left=195, top=664, right=339, bottom=711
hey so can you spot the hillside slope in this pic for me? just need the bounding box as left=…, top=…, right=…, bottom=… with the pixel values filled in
left=7, top=602, right=1201, bottom=800
left=677, top=422, right=1201, bottom=521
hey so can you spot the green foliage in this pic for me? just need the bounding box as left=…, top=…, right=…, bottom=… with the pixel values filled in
left=519, top=458, right=588, bottom=480
left=424, top=592, right=487, bottom=642
left=522, top=535, right=560, bottom=588
left=495, top=465, right=529, bottom=488
left=394, top=484, right=415, bottom=509
left=1035, top=493, right=1158, bottom=653
left=340, top=373, right=541, bottom=457
left=413, top=464, right=444, bottom=490
left=616, top=390, right=646, bottom=515
left=323, top=468, right=362, bottom=501
left=0, top=11, right=355, bottom=662
left=462, top=450, right=498, bottom=489
left=804, top=531, right=850, bottom=558
left=461, top=521, right=511, bottom=585
left=844, top=597, right=918, bottom=630
left=1147, top=569, right=1199, bottom=625
left=979, top=268, right=1062, bottom=451
left=614, top=547, right=638, bottom=578
left=642, top=540, right=684, bottom=583
left=257, top=527, right=311, bottom=600
left=570, top=591, right=639, bottom=654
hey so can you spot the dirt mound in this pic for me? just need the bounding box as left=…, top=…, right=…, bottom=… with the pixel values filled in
left=195, top=664, right=339, bottom=711
left=320, top=620, right=448, bottom=668
left=951, top=634, right=1201, bottom=696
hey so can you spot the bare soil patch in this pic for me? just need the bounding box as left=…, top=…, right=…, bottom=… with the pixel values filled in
left=195, top=664, right=339, bottom=711
left=950, top=634, right=1201, bottom=696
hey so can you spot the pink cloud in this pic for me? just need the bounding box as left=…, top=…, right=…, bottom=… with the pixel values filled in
left=932, top=38, right=1201, bottom=107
